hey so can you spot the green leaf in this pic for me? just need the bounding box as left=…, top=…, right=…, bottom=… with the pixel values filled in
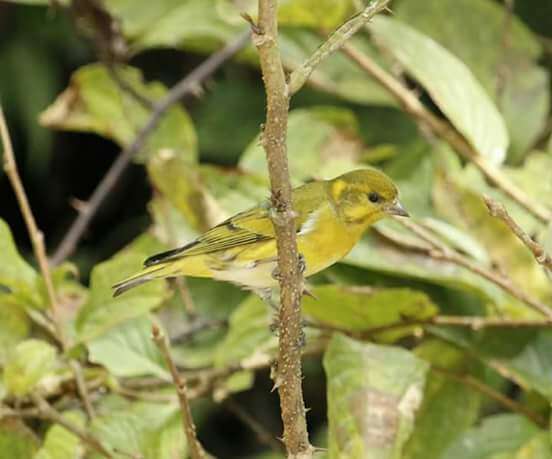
left=90, top=397, right=186, bottom=459
left=214, top=295, right=276, bottom=368
left=420, top=218, right=489, bottom=264
left=240, top=107, right=366, bottom=184
left=302, top=285, right=438, bottom=342
left=323, top=334, right=429, bottom=459
left=0, top=218, right=39, bottom=306
left=3, top=339, right=57, bottom=396
left=0, top=419, right=39, bottom=459
left=88, top=315, right=170, bottom=380
left=198, top=164, right=268, bottom=217
left=443, top=414, right=550, bottom=458
left=0, top=296, right=30, bottom=365
left=40, top=64, right=197, bottom=163
left=75, top=234, right=169, bottom=342
left=395, top=0, right=548, bottom=163
left=370, top=16, right=509, bottom=165
left=34, top=411, right=85, bottom=459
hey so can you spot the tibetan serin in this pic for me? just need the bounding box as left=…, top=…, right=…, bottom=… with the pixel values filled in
left=112, top=168, right=409, bottom=298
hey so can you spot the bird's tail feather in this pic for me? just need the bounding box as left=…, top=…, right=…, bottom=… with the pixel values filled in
left=112, top=264, right=170, bottom=297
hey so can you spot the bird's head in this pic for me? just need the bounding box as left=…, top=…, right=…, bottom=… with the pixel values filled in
left=328, top=168, right=409, bottom=228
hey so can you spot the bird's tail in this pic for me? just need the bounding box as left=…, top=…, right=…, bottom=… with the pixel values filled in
left=112, top=263, right=174, bottom=297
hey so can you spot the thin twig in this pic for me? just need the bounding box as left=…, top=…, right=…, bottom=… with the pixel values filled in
left=287, top=0, right=390, bottom=94
left=484, top=196, right=552, bottom=272
left=226, top=398, right=284, bottom=453
left=306, top=316, right=552, bottom=342
left=252, top=1, right=313, bottom=457
left=341, top=42, right=552, bottom=223
left=50, top=30, right=251, bottom=265
left=431, top=367, right=546, bottom=427
left=151, top=323, right=207, bottom=459
left=30, top=394, right=113, bottom=458
left=69, top=360, right=96, bottom=418
left=0, top=108, right=96, bottom=418
left=0, top=107, right=64, bottom=341
left=396, top=218, right=552, bottom=319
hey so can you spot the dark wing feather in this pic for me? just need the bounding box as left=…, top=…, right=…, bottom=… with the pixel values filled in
left=144, top=207, right=274, bottom=267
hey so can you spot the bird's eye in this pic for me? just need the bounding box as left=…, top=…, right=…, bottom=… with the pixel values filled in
left=368, top=192, right=380, bottom=203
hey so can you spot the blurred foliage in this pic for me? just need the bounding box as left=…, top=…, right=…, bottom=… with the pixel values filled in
left=1, top=0, right=552, bottom=458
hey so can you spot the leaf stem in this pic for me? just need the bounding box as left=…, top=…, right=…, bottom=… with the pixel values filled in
left=484, top=196, right=552, bottom=272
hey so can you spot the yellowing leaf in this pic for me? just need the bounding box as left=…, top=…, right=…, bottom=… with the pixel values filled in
left=324, top=334, right=428, bottom=459
left=40, top=64, right=197, bottom=163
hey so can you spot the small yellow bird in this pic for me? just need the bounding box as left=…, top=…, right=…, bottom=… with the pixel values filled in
left=112, top=168, right=408, bottom=298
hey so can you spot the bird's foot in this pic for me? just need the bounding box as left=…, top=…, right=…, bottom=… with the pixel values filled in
left=271, top=253, right=307, bottom=281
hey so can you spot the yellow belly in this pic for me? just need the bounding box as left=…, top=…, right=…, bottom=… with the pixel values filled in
left=172, top=204, right=359, bottom=289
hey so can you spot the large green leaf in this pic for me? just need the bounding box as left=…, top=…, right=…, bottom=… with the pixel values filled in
left=34, top=411, right=85, bottom=459
left=443, top=414, right=550, bottom=458
left=89, top=396, right=186, bottom=459
left=370, top=16, right=509, bottom=165
left=88, top=315, right=170, bottom=380
left=323, top=334, right=428, bottom=459
left=0, top=419, right=39, bottom=459
left=395, top=0, right=549, bottom=163
left=3, top=339, right=58, bottom=396
left=302, top=285, right=438, bottom=342
left=40, top=64, right=197, bottom=163
left=75, top=234, right=169, bottom=342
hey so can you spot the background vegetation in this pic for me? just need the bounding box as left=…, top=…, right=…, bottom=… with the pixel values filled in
left=1, top=0, right=552, bottom=458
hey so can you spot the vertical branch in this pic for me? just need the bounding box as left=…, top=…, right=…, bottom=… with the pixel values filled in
left=252, top=1, right=313, bottom=457
left=0, top=107, right=96, bottom=418
left=152, top=324, right=207, bottom=459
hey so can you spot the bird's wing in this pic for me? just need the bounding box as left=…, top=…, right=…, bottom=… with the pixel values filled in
left=144, top=182, right=327, bottom=267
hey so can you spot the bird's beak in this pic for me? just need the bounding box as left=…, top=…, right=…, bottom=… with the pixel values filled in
left=385, top=200, right=410, bottom=217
